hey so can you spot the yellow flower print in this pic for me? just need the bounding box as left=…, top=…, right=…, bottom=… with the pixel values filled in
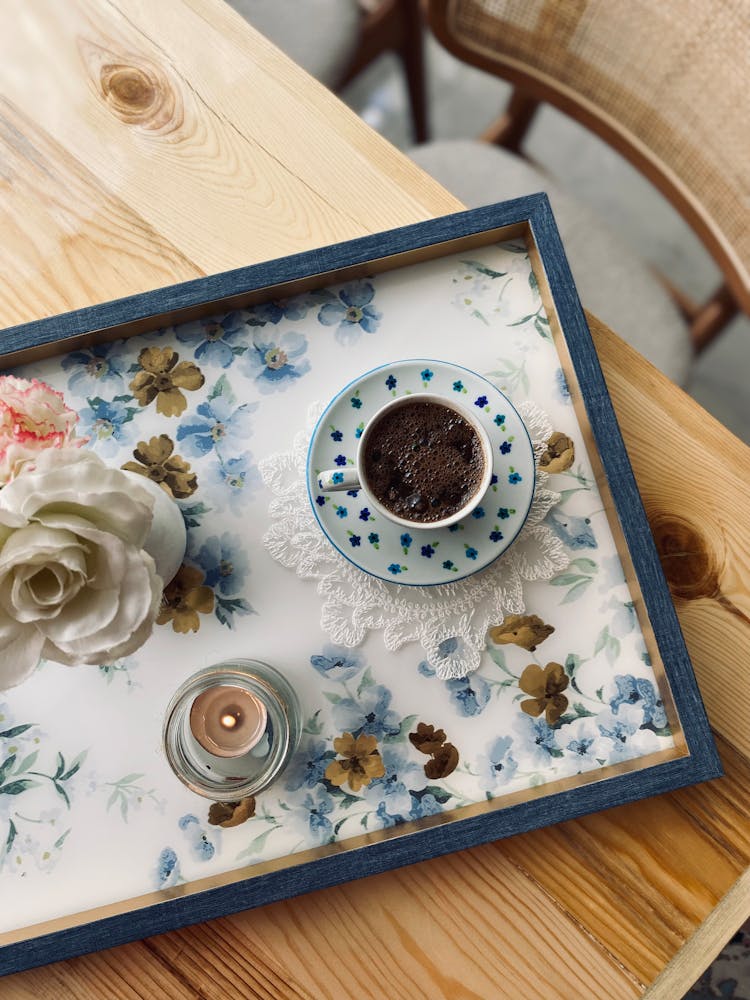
left=519, top=662, right=570, bottom=725
left=324, top=732, right=385, bottom=792
left=539, top=432, right=575, bottom=473
left=129, top=346, right=204, bottom=417
left=122, top=435, right=197, bottom=499
left=157, top=564, right=214, bottom=633
left=488, top=613, right=555, bottom=652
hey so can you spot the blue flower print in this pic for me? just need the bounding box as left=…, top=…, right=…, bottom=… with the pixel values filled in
left=317, top=281, right=381, bottom=345
left=174, top=312, right=246, bottom=368
left=490, top=474, right=498, bottom=486
left=332, top=472, right=344, bottom=484
left=190, top=533, right=252, bottom=626
left=368, top=532, right=379, bottom=547
left=335, top=506, right=348, bottom=518
left=610, top=675, right=667, bottom=729
left=445, top=674, right=491, bottom=717
left=494, top=414, right=506, bottom=426
left=465, top=546, right=478, bottom=560
left=334, top=455, right=347, bottom=466
left=178, top=814, right=216, bottom=861
left=285, top=739, right=334, bottom=791
left=471, top=507, right=485, bottom=519
left=365, top=749, right=425, bottom=819
left=385, top=375, right=397, bottom=390
left=349, top=534, right=361, bottom=547
left=359, top=508, right=371, bottom=521
left=489, top=528, right=504, bottom=542
left=497, top=507, right=510, bottom=519
left=514, top=714, right=560, bottom=769
left=176, top=393, right=257, bottom=458
left=351, top=395, right=362, bottom=409
left=291, top=791, right=335, bottom=846
left=332, top=684, right=401, bottom=739
left=242, top=329, right=310, bottom=392
left=421, top=544, right=435, bottom=558
left=596, top=705, right=647, bottom=761
left=155, top=847, right=181, bottom=888
left=420, top=368, right=433, bottom=382
left=310, top=644, right=365, bottom=683
left=474, top=395, right=488, bottom=408
left=316, top=495, right=326, bottom=506
left=477, top=736, right=518, bottom=790
left=555, top=368, right=571, bottom=402
left=400, top=533, right=412, bottom=551
left=207, top=453, right=263, bottom=515
left=442, top=559, right=456, bottom=571
left=418, top=660, right=436, bottom=678
left=78, top=396, right=138, bottom=457
left=452, top=380, right=464, bottom=392
left=387, top=563, right=403, bottom=574
left=62, top=342, right=129, bottom=395
left=245, top=292, right=321, bottom=326
left=191, top=533, right=248, bottom=595
left=346, top=489, right=360, bottom=497
left=558, top=718, right=604, bottom=772
left=508, top=471, right=522, bottom=484
left=500, top=441, right=512, bottom=455
left=547, top=510, right=597, bottom=549
left=330, top=429, right=343, bottom=442
left=354, top=423, right=365, bottom=439
left=407, top=791, right=443, bottom=821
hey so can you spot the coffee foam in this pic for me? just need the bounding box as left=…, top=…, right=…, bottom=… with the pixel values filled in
left=363, top=400, right=484, bottom=523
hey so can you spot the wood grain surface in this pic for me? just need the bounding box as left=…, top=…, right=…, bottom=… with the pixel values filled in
left=1, top=2, right=749, bottom=997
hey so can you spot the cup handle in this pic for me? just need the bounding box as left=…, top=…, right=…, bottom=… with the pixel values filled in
left=317, top=467, right=361, bottom=492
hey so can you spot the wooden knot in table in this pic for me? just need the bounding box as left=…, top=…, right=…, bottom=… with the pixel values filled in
left=81, top=39, right=180, bottom=132
left=650, top=513, right=750, bottom=627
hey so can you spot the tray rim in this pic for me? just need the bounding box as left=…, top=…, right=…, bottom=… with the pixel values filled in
left=0, top=194, right=722, bottom=976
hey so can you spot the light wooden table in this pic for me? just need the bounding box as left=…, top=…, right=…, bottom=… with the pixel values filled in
left=2, top=2, right=749, bottom=997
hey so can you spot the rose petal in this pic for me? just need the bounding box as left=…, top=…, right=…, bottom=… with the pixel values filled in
left=0, top=618, right=45, bottom=690
left=1, top=449, right=153, bottom=547
left=43, top=549, right=160, bottom=664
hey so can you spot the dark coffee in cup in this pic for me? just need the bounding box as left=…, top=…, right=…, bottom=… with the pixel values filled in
left=362, top=399, right=486, bottom=523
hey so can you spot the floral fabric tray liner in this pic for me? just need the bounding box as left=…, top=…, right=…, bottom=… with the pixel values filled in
left=1, top=236, right=681, bottom=938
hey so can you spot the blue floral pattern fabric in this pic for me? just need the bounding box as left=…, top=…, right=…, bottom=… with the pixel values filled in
left=0, top=240, right=679, bottom=945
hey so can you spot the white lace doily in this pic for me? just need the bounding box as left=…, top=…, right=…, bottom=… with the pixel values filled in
left=260, top=401, right=568, bottom=679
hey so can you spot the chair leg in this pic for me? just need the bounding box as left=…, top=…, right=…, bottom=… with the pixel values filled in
left=338, top=0, right=428, bottom=143
left=480, top=90, right=541, bottom=152
left=690, top=283, right=739, bottom=354
left=399, top=0, right=429, bottom=143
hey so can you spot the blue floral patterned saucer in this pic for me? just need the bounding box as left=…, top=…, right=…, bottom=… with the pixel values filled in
left=306, top=360, right=535, bottom=586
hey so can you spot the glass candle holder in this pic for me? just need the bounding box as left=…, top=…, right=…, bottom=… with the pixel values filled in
left=163, top=659, right=302, bottom=801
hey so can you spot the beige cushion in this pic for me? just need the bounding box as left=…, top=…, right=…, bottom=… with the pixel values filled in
left=410, top=140, right=693, bottom=384
left=228, top=0, right=361, bottom=88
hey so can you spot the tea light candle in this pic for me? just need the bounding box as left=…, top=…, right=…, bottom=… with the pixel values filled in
left=189, top=685, right=267, bottom=758
left=163, top=659, right=301, bottom=801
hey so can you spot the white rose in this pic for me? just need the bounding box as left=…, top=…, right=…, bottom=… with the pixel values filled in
left=0, top=448, right=163, bottom=689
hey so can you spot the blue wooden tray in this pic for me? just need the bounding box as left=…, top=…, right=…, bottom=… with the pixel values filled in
left=0, top=195, right=721, bottom=975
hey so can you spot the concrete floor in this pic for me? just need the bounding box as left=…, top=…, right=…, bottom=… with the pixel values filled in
left=342, top=41, right=749, bottom=444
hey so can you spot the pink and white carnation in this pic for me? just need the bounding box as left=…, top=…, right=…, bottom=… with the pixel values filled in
left=0, top=375, right=83, bottom=485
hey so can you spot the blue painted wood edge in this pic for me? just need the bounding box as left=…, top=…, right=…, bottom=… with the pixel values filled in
left=1, top=195, right=537, bottom=357
left=525, top=195, right=721, bottom=780
left=0, top=752, right=722, bottom=977
left=0, top=195, right=723, bottom=975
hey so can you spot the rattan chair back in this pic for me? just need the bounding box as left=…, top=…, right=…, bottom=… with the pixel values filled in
left=428, top=0, right=750, bottom=347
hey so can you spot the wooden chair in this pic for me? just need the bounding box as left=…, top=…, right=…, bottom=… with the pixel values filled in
left=421, top=0, right=749, bottom=354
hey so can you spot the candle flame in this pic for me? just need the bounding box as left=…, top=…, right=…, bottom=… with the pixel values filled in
left=220, top=712, right=239, bottom=730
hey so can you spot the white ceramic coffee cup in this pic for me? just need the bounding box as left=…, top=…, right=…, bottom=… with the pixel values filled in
left=316, top=393, right=493, bottom=530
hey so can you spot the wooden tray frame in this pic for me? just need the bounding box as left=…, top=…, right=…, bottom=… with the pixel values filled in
left=0, top=195, right=721, bottom=975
